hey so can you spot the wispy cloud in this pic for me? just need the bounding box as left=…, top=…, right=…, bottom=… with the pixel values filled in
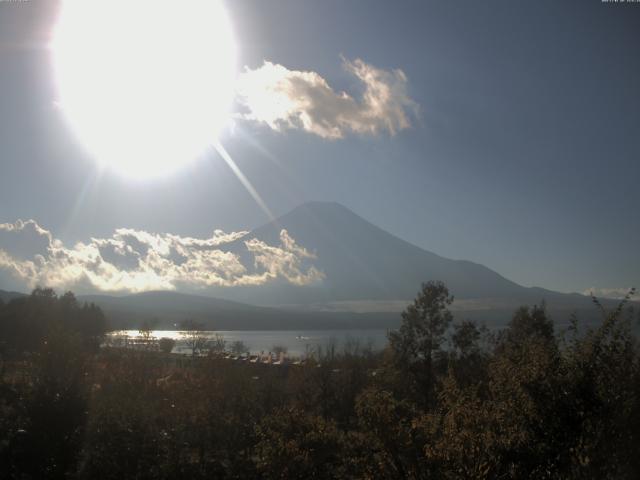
left=235, top=57, right=419, bottom=139
left=582, top=287, right=638, bottom=301
left=0, top=220, right=324, bottom=293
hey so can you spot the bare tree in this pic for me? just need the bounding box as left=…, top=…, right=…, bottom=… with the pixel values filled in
left=209, top=333, right=227, bottom=355
left=138, top=318, right=158, bottom=349
left=230, top=340, right=249, bottom=355
left=179, top=319, right=209, bottom=357
left=271, top=344, right=288, bottom=356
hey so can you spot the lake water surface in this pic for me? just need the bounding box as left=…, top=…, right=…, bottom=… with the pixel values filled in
left=110, top=329, right=391, bottom=356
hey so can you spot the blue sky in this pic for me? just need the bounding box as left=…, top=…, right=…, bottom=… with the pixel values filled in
left=0, top=0, right=638, bottom=296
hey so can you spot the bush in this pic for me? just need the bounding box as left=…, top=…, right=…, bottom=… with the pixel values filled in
left=158, top=337, right=176, bottom=354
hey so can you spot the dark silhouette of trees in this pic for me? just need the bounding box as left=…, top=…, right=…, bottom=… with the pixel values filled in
left=1, top=283, right=639, bottom=479
left=138, top=318, right=158, bottom=341
left=388, top=280, right=453, bottom=405
left=158, top=337, right=176, bottom=354
left=0, top=288, right=107, bottom=354
left=255, top=407, right=346, bottom=479
left=230, top=340, right=249, bottom=355
left=179, top=319, right=208, bottom=357
left=451, top=319, right=483, bottom=357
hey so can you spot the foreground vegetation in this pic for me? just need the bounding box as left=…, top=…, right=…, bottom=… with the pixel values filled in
left=1, top=283, right=639, bottom=479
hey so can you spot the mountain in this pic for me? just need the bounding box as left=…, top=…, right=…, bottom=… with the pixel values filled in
left=1, top=203, right=630, bottom=328
left=0, top=289, right=26, bottom=303
left=207, top=202, right=611, bottom=323
left=232, top=201, right=524, bottom=300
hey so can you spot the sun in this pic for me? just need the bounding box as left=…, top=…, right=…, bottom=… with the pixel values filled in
left=52, top=0, right=237, bottom=178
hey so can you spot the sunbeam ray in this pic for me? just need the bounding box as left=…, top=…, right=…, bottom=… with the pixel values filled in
left=213, top=140, right=275, bottom=221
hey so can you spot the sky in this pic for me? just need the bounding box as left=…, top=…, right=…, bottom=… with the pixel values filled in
left=0, top=0, right=638, bottom=297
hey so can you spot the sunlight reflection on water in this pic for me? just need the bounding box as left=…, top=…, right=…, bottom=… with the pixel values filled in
left=107, top=329, right=390, bottom=356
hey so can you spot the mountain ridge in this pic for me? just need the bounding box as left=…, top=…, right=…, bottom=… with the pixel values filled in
left=212, top=201, right=590, bottom=307
left=1, top=202, right=632, bottom=328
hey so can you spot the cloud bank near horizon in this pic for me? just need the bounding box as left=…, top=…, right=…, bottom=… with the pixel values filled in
left=235, top=57, right=419, bottom=139
left=0, top=220, right=324, bottom=294
left=582, top=287, right=638, bottom=301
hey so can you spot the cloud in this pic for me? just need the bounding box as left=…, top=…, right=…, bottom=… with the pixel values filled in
left=0, top=220, right=324, bottom=294
left=582, top=287, right=639, bottom=301
left=246, top=230, right=324, bottom=286
left=235, top=57, right=419, bottom=139
left=0, top=220, right=52, bottom=260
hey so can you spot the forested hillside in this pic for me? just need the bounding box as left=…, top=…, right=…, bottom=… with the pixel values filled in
left=0, top=283, right=639, bottom=479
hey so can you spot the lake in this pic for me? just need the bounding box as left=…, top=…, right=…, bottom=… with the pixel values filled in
left=109, top=329, right=392, bottom=356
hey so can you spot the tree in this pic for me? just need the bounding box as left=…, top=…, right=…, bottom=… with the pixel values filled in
left=271, top=344, right=288, bottom=356
left=179, top=319, right=209, bottom=357
left=255, top=407, right=347, bottom=479
left=209, top=333, right=226, bottom=355
left=451, top=320, right=483, bottom=358
left=449, top=320, right=489, bottom=387
left=388, top=281, right=453, bottom=403
left=355, top=387, right=428, bottom=478
left=138, top=318, right=158, bottom=341
left=138, top=318, right=158, bottom=350
left=230, top=340, right=249, bottom=355
left=555, top=290, right=640, bottom=478
left=0, top=288, right=106, bottom=353
left=503, top=303, right=554, bottom=346
left=158, top=337, right=176, bottom=354
left=16, top=326, right=90, bottom=478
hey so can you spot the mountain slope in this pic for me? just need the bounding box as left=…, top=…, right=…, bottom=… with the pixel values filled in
left=2, top=203, right=629, bottom=328
left=214, top=202, right=587, bottom=308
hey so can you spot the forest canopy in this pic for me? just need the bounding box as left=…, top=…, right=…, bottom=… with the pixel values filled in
left=0, top=282, right=639, bottom=479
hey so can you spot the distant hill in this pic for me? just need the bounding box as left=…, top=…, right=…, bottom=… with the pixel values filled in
left=0, top=288, right=396, bottom=330
left=0, top=289, right=26, bottom=303
left=77, top=291, right=398, bottom=331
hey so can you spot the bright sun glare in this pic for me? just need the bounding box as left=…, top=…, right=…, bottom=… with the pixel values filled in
left=52, top=0, right=237, bottom=178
